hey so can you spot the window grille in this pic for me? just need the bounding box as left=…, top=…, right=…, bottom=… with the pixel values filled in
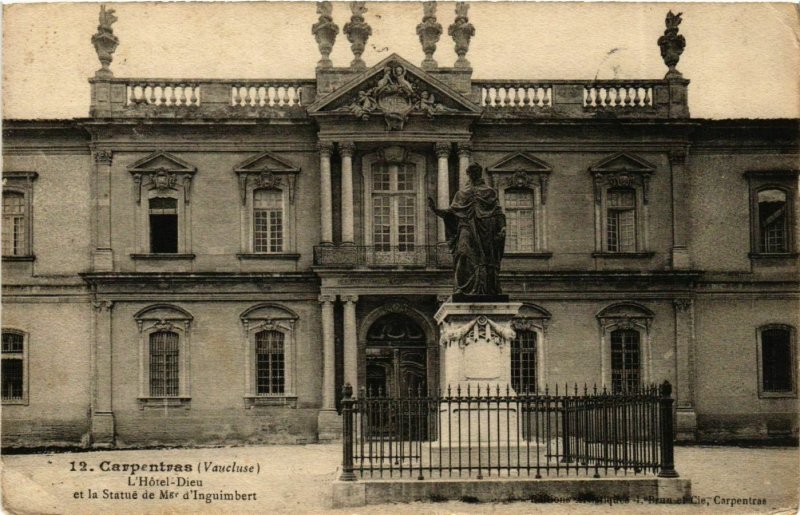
left=505, top=189, right=535, bottom=253
left=149, top=197, right=178, bottom=253
left=511, top=329, right=537, bottom=393
left=606, top=188, right=636, bottom=252
left=149, top=331, right=179, bottom=396
left=2, top=192, right=26, bottom=256
left=758, top=189, right=788, bottom=253
left=371, top=162, right=417, bottom=251
left=761, top=327, right=793, bottom=393
left=611, top=329, right=641, bottom=393
left=253, top=189, right=283, bottom=253
left=256, top=330, right=285, bottom=395
left=2, top=332, right=24, bottom=400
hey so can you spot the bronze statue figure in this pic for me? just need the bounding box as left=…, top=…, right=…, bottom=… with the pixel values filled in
left=429, top=163, right=506, bottom=298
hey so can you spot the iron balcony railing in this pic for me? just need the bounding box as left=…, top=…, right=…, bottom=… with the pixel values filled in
left=314, top=245, right=453, bottom=268
left=339, top=381, right=678, bottom=481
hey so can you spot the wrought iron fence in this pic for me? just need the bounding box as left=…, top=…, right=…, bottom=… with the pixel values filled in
left=339, top=381, right=678, bottom=481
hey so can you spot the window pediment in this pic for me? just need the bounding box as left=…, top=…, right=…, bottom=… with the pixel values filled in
left=240, top=303, right=298, bottom=332
left=591, top=153, right=654, bottom=204
left=128, top=151, right=197, bottom=204
left=135, top=304, right=193, bottom=326
left=234, top=152, right=300, bottom=205
left=488, top=153, right=552, bottom=202
left=596, top=302, right=654, bottom=332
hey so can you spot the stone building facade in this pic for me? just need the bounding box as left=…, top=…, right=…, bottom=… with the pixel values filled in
left=2, top=4, right=798, bottom=448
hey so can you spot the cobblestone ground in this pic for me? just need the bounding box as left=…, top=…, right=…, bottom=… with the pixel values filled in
left=2, top=444, right=797, bottom=514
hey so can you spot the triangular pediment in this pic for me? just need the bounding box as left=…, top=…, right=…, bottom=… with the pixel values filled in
left=488, top=152, right=552, bottom=173
left=127, top=151, right=197, bottom=173
left=590, top=152, right=656, bottom=173
left=234, top=151, right=300, bottom=173
left=308, top=53, right=481, bottom=117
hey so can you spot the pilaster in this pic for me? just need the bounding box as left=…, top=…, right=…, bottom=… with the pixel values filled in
left=93, top=150, right=114, bottom=271
left=669, top=148, right=691, bottom=270
left=92, top=299, right=115, bottom=447
left=673, top=298, right=697, bottom=441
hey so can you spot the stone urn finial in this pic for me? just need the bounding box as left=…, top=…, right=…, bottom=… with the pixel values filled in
left=312, top=2, right=340, bottom=69
left=91, top=4, right=119, bottom=78
left=343, top=1, right=372, bottom=70
left=416, top=2, right=443, bottom=70
left=448, top=2, right=475, bottom=69
left=657, top=11, right=686, bottom=79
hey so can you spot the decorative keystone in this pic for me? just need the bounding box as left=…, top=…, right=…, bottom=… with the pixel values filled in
left=312, top=2, right=339, bottom=69
left=416, top=2, right=443, bottom=70
left=657, top=11, right=686, bottom=79
left=448, top=2, right=475, bottom=69
left=91, top=5, right=119, bottom=78
left=343, top=1, right=372, bottom=70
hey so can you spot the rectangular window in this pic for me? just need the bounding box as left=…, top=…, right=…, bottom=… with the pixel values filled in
left=611, top=329, right=641, bottom=393
left=2, top=192, right=26, bottom=256
left=253, top=189, right=283, bottom=253
left=607, top=189, right=636, bottom=252
left=511, top=329, right=537, bottom=393
left=149, top=197, right=178, bottom=253
left=505, top=189, right=535, bottom=253
left=758, top=189, right=788, bottom=253
left=761, top=328, right=793, bottom=393
left=371, top=162, right=417, bottom=253
left=2, top=332, right=25, bottom=401
left=149, top=331, right=179, bottom=396
left=256, top=330, right=285, bottom=395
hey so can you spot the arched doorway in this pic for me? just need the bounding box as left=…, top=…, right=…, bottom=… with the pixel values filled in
left=365, top=312, right=427, bottom=398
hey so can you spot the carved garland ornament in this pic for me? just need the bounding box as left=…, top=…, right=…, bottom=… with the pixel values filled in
left=593, top=171, right=651, bottom=204
left=336, top=65, right=455, bottom=130
left=441, top=315, right=516, bottom=349
left=132, top=167, right=194, bottom=203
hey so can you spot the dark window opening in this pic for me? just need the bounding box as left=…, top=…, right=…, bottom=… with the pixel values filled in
left=149, top=330, right=179, bottom=396
left=149, top=197, right=178, bottom=253
left=762, top=328, right=793, bottom=393
left=2, top=331, right=24, bottom=400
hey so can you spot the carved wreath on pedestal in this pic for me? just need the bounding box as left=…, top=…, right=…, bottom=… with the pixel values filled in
left=336, top=65, right=455, bottom=130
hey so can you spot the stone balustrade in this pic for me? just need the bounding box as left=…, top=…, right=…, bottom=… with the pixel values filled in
left=91, top=78, right=316, bottom=118
left=477, top=81, right=553, bottom=108
left=126, top=82, right=201, bottom=107
left=583, top=83, right=655, bottom=109
left=230, top=82, right=306, bottom=108
left=91, top=76, right=687, bottom=119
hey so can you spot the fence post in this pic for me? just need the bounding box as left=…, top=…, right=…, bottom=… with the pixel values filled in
left=657, top=380, right=679, bottom=478
left=339, top=383, right=357, bottom=481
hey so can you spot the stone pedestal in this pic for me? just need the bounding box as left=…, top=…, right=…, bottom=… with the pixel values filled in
left=434, top=301, right=522, bottom=445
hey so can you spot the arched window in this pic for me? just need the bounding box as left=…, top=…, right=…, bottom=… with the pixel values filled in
left=511, top=329, right=537, bottom=393
left=2, top=191, right=27, bottom=256
left=149, top=331, right=179, bottom=396
left=757, top=189, right=788, bottom=253
left=606, top=188, right=637, bottom=253
left=255, top=330, right=285, bottom=394
left=253, top=189, right=284, bottom=253
left=758, top=325, right=796, bottom=396
left=135, top=304, right=193, bottom=408
left=505, top=189, right=535, bottom=253
left=2, top=330, right=27, bottom=403
left=240, top=303, right=298, bottom=406
left=610, top=329, right=641, bottom=393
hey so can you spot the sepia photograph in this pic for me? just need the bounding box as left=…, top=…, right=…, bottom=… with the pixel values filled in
left=1, top=1, right=798, bottom=513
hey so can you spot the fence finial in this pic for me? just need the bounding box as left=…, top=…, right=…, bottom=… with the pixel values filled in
left=342, top=382, right=353, bottom=399
left=659, top=379, right=672, bottom=397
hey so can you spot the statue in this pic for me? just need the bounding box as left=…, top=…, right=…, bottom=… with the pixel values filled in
left=657, top=11, right=686, bottom=78
left=312, top=1, right=339, bottom=69
left=429, top=163, right=506, bottom=298
left=91, top=4, right=119, bottom=78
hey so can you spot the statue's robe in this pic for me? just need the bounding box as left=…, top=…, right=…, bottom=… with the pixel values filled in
left=438, top=182, right=506, bottom=296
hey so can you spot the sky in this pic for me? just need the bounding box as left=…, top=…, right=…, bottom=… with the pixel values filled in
left=2, top=1, right=799, bottom=119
